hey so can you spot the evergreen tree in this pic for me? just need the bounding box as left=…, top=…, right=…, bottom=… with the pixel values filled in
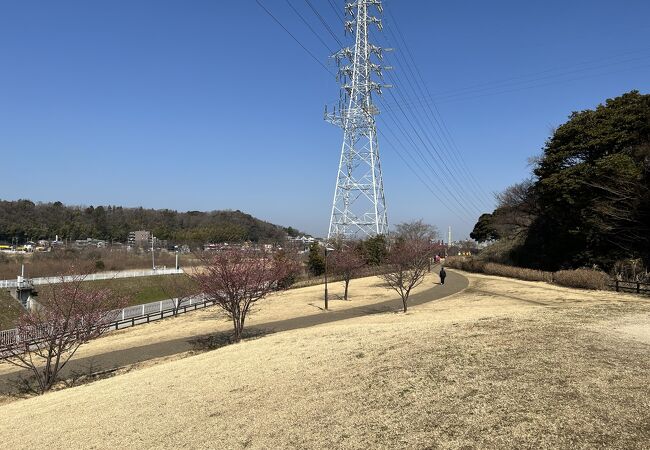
left=307, top=242, right=325, bottom=276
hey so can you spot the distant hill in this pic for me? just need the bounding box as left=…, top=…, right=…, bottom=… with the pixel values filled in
left=0, top=200, right=304, bottom=244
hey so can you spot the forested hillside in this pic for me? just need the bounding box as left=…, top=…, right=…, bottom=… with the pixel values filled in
left=0, top=200, right=301, bottom=244
left=471, top=91, right=650, bottom=271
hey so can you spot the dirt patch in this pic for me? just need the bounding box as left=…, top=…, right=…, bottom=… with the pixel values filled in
left=601, top=313, right=650, bottom=345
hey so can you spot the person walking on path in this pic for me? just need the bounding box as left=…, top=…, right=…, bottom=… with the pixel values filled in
left=439, top=267, right=447, bottom=285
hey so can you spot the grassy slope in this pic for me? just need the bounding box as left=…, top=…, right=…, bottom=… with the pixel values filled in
left=0, top=290, right=22, bottom=330
left=84, top=274, right=196, bottom=307
left=0, top=274, right=196, bottom=330
left=0, top=274, right=649, bottom=448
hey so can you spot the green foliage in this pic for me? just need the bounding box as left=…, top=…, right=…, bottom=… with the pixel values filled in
left=361, top=235, right=388, bottom=266
left=0, top=201, right=301, bottom=245
left=307, top=242, right=325, bottom=276
left=474, top=91, right=650, bottom=271
left=0, top=289, right=23, bottom=330
left=470, top=213, right=500, bottom=242
left=87, top=275, right=197, bottom=307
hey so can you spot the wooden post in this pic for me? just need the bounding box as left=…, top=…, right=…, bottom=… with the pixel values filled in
left=637, top=282, right=641, bottom=294
left=615, top=280, right=619, bottom=292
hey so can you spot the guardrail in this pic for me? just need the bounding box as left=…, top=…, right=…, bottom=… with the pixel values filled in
left=0, top=294, right=209, bottom=349
left=0, top=268, right=183, bottom=289
left=110, top=297, right=215, bottom=331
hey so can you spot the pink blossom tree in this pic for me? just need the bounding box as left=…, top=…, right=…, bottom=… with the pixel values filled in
left=330, top=243, right=366, bottom=300
left=192, top=247, right=296, bottom=342
left=381, top=221, right=437, bottom=312
left=0, top=267, right=126, bottom=394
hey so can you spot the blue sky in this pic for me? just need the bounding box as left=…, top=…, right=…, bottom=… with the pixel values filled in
left=1, top=0, right=648, bottom=239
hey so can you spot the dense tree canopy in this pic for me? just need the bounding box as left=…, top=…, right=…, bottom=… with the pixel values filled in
left=0, top=200, right=299, bottom=245
left=469, top=214, right=500, bottom=243
left=474, top=91, right=650, bottom=271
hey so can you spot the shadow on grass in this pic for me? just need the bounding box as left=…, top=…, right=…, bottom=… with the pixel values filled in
left=188, top=328, right=274, bottom=352
left=4, top=357, right=128, bottom=398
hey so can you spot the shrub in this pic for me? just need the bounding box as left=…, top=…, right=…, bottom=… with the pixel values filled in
left=446, top=258, right=553, bottom=283
left=445, top=257, right=486, bottom=273
left=553, top=269, right=609, bottom=290
left=444, top=257, right=611, bottom=291
left=94, top=260, right=105, bottom=271
left=483, top=263, right=553, bottom=282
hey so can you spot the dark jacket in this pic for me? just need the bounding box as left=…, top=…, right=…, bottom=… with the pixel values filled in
left=439, top=268, right=446, bottom=279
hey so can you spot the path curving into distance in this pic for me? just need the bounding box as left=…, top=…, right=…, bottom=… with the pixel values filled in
left=247, top=268, right=468, bottom=334
left=0, top=269, right=468, bottom=391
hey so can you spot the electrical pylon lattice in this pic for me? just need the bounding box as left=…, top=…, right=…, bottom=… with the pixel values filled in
left=325, top=0, right=390, bottom=239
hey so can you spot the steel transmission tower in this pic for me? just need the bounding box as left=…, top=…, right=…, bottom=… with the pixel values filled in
left=325, top=0, right=391, bottom=239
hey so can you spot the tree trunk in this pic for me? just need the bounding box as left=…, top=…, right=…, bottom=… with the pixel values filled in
left=402, top=295, right=408, bottom=313
left=232, top=311, right=247, bottom=343
left=232, top=314, right=242, bottom=343
left=344, top=279, right=350, bottom=300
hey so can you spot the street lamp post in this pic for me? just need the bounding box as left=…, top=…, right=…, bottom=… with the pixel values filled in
left=324, top=246, right=335, bottom=310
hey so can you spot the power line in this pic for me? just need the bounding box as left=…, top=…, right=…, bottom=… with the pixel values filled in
left=382, top=52, right=650, bottom=107
left=382, top=61, right=488, bottom=213
left=371, top=25, right=487, bottom=213
left=384, top=14, right=491, bottom=204
left=311, top=0, right=482, bottom=221
left=285, top=0, right=334, bottom=54
left=324, top=0, right=388, bottom=238
left=381, top=88, right=481, bottom=219
left=429, top=48, right=650, bottom=99
left=304, top=0, right=344, bottom=49
left=383, top=12, right=494, bottom=205
left=324, top=2, right=489, bottom=213
left=325, top=0, right=345, bottom=24
left=255, top=0, right=480, bottom=226
left=256, top=0, right=335, bottom=76
left=300, top=0, right=482, bottom=222
left=378, top=129, right=474, bottom=225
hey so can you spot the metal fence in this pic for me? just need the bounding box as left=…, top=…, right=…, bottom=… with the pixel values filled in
left=0, top=329, right=17, bottom=347
left=0, top=294, right=208, bottom=348
left=0, top=268, right=183, bottom=289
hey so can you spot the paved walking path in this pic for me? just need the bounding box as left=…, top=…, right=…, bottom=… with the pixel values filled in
left=0, top=270, right=468, bottom=391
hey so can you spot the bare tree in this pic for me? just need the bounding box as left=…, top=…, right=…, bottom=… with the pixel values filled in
left=0, top=268, right=126, bottom=394
left=493, top=179, right=538, bottom=234
left=394, top=220, right=439, bottom=242
left=191, top=247, right=294, bottom=342
left=381, top=222, right=436, bottom=312
left=330, top=243, right=366, bottom=300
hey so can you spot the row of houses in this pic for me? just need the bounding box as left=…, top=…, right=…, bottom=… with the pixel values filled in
left=2, top=230, right=318, bottom=255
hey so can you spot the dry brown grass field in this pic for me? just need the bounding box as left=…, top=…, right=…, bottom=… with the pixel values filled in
left=0, top=271, right=649, bottom=449
left=0, top=248, right=187, bottom=280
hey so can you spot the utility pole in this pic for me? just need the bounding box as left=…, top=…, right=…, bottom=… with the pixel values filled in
left=151, top=234, right=155, bottom=271
left=446, top=226, right=452, bottom=258
left=325, top=0, right=391, bottom=239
